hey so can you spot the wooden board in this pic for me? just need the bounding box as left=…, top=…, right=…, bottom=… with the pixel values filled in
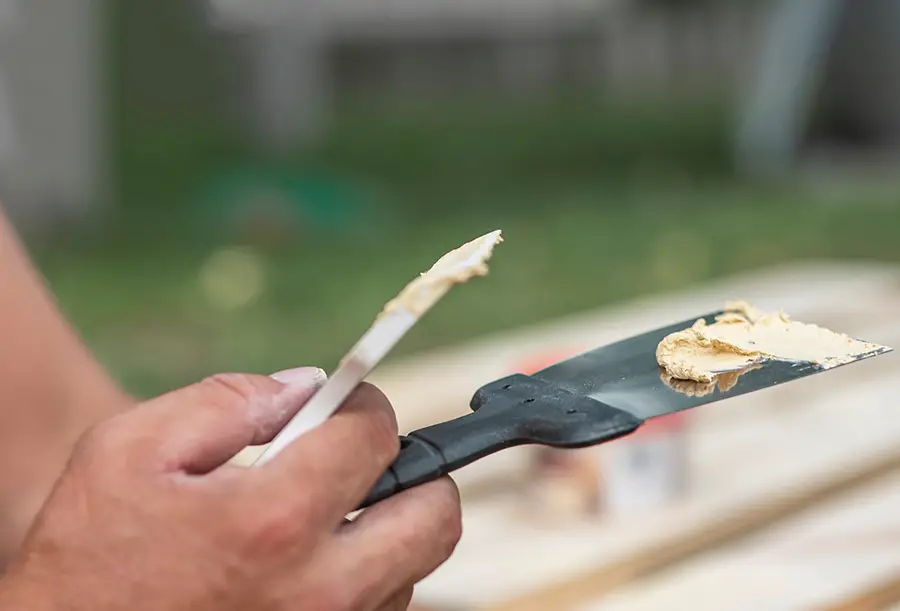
left=575, top=470, right=900, bottom=611
left=823, top=574, right=900, bottom=611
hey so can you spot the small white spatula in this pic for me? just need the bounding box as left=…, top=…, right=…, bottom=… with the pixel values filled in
left=252, top=230, right=503, bottom=467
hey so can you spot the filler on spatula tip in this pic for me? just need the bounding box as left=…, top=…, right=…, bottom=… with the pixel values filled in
left=252, top=229, right=505, bottom=467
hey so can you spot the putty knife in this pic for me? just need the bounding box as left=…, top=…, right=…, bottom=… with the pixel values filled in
left=360, top=313, right=891, bottom=508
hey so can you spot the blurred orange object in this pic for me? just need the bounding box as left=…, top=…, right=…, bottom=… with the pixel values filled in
left=514, top=347, right=602, bottom=519
left=515, top=348, right=585, bottom=377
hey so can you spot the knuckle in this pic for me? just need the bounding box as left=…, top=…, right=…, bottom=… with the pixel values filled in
left=313, top=581, right=353, bottom=611
left=200, top=373, right=261, bottom=409
left=428, top=480, right=463, bottom=555
left=197, top=373, right=269, bottom=429
left=352, top=383, right=400, bottom=461
left=68, top=419, right=138, bottom=481
left=240, top=499, right=307, bottom=553
left=74, top=419, right=122, bottom=464
left=371, top=419, right=400, bottom=466
left=390, top=481, right=462, bottom=563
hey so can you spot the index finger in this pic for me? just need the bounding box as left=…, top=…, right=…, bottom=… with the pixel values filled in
left=250, top=383, right=400, bottom=527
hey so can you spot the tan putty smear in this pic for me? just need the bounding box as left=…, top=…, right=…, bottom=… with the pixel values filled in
left=656, top=300, right=888, bottom=384
left=378, top=229, right=503, bottom=320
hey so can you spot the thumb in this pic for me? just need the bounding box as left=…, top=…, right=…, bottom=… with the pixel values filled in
left=123, top=368, right=326, bottom=474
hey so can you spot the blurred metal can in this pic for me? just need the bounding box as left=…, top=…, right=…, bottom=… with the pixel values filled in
left=599, top=411, right=689, bottom=515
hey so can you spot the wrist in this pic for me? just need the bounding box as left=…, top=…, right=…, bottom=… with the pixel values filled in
left=0, top=389, right=129, bottom=562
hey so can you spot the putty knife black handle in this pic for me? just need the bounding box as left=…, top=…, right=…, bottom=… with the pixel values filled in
left=359, top=374, right=643, bottom=509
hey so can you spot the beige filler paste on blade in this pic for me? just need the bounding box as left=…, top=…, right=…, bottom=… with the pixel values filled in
left=660, top=364, right=761, bottom=398
left=656, top=300, right=885, bottom=383
left=378, top=229, right=503, bottom=319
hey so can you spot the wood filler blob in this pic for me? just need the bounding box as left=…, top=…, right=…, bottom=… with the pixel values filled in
left=379, top=229, right=503, bottom=319
left=659, top=364, right=761, bottom=398
left=656, top=301, right=887, bottom=384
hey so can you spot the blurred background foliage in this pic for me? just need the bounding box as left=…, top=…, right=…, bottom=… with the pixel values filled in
left=28, top=0, right=900, bottom=397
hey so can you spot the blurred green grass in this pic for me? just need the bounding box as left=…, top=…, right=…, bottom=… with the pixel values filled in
left=39, top=185, right=900, bottom=399
left=111, top=97, right=732, bottom=231
left=34, top=99, right=900, bottom=399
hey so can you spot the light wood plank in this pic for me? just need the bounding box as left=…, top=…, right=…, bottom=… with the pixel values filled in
left=818, top=574, right=900, bottom=611
left=576, top=471, right=900, bottom=611
left=413, top=316, right=900, bottom=610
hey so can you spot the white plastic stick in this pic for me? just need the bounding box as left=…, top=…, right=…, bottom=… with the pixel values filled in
left=253, top=229, right=503, bottom=467
left=254, top=309, right=416, bottom=465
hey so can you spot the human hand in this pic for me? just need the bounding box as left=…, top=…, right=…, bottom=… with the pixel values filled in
left=0, top=369, right=462, bottom=611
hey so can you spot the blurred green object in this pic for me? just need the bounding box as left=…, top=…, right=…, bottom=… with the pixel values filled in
left=191, top=164, right=373, bottom=243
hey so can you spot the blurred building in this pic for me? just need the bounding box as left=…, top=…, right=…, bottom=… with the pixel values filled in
left=0, top=0, right=106, bottom=229
left=738, top=0, right=900, bottom=178
left=4, top=0, right=896, bottom=231
left=210, top=0, right=767, bottom=151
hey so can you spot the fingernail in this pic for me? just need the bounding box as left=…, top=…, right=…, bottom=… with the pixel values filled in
left=271, top=367, right=327, bottom=387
